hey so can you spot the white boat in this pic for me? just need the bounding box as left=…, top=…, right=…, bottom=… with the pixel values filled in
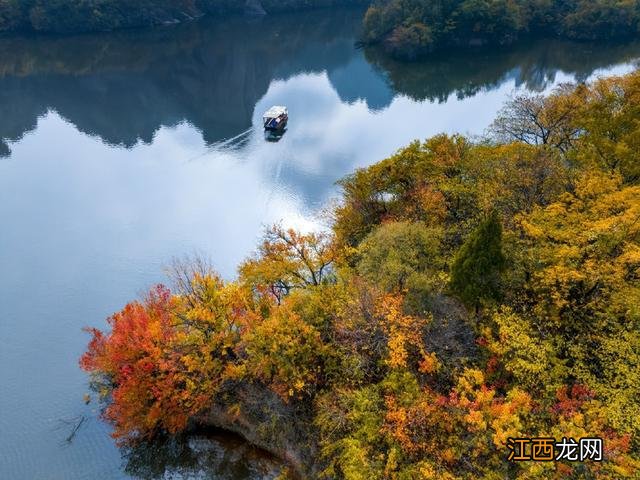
left=263, top=106, right=288, bottom=131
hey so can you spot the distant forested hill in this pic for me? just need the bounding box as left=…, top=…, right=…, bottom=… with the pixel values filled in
left=2, top=0, right=639, bottom=48
left=363, top=0, right=640, bottom=59
left=0, top=0, right=368, bottom=34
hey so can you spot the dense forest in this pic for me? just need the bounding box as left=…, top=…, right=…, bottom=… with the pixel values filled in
left=81, top=69, right=640, bottom=478
left=363, top=0, right=640, bottom=59
left=0, top=0, right=366, bottom=33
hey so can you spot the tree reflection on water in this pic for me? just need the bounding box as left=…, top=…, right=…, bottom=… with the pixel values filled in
left=122, top=428, right=283, bottom=480
left=1, top=7, right=639, bottom=158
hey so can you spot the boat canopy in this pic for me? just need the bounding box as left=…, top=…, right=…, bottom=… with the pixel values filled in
left=263, top=106, right=288, bottom=120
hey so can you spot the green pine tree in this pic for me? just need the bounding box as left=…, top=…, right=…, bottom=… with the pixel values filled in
left=450, top=211, right=506, bottom=311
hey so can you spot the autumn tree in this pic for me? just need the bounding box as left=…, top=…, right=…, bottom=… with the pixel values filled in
left=80, top=285, right=210, bottom=442
left=240, top=225, right=336, bottom=303
left=469, top=143, right=569, bottom=219
left=356, top=221, right=444, bottom=294
left=242, top=302, right=327, bottom=400
left=80, top=275, right=262, bottom=443
left=490, top=86, right=581, bottom=153
left=334, top=134, right=471, bottom=248
left=573, top=71, right=640, bottom=182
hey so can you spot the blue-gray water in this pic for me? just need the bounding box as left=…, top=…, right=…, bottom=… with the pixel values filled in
left=1, top=8, right=639, bottom=479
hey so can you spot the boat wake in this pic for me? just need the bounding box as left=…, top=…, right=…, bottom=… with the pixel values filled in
left=186, top=127, right=254, bottom=162
left=210, top=127, right=254, bottom=150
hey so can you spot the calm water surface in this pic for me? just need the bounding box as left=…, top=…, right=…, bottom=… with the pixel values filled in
left=1, top=8, right=639, bottom=479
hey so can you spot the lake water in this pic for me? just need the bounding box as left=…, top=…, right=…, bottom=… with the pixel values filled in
left=1, top=7, right=639, bottom=479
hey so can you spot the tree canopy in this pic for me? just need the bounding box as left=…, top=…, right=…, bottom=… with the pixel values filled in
left=450, top=210, right=506, bottom=310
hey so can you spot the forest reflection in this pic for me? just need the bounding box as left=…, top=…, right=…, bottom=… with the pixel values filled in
left=1, top=8, right=639, bottom=157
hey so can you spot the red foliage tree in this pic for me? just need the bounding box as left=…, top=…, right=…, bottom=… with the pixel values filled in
left=80, top=285, right=207, bottom=443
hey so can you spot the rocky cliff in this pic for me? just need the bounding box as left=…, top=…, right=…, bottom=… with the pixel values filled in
left=197, top=381, right=319, bottom=478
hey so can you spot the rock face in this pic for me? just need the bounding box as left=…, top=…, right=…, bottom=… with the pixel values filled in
left=0, top=0, right=369, bottom=34
left=196, top=381, right=320, bottom=478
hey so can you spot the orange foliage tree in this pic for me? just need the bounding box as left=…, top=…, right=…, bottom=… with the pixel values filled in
left=80, top=285, right=202, bottom=442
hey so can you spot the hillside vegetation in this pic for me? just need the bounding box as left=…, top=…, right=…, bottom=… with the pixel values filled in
left=0, top=0, right=366, bottom=33
left=2, top=0, right=639, bottom=51
left=82, top=70, right=640, bottom=478
left=363, top=0, right=640, bottom=59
